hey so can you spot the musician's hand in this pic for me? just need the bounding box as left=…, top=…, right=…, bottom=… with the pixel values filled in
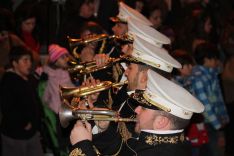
left=94, top=54, right=109, bottom=67
left=121, top=44, right=133, bottom=55
left=70, top=121, right=92, bottom=145
left=80, top=77, right=101, bottom=108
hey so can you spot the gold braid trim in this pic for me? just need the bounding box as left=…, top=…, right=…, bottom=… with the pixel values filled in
left=99, top=39, right=106, bottom=54
left=112, top=63, right=124, bottom=83
left=145, top=133, right=185, bottom=145
left=107, top=89, right=113, bottom=109
left=112, top=64, right=119, bottom=83
left=69, top=148, right=86, bottom=156
left=112, top=139, right=124, bottom=156
left=118, top=122, right=132, bottom=141
left=92, top=145, right=101, bottom=155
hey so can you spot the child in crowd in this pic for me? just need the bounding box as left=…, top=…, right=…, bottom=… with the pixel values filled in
left=191, top=42, right=229, bottom=156
left=42, top=44, right=74, bottom=114
left=39, top=44, right=75, bottom=155
left=172, top=49, right=209, bottom=156
left=0, top=46, right=43, bottom=156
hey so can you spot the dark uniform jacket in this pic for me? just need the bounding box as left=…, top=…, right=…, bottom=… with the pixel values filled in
left=69, top=122, right=131, bottom=156
left=127, top=131, right=192, bottom=156
left=69, top=130, right=191, bottom=156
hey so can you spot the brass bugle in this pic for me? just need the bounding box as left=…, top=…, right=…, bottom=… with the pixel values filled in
left=59, top=103, right=137, bottom=128
left=67, top=56, right=124, bottom=74
left=67, top=33, right=133, bottom=48
left=67, top=34, right=112, bottom=48
left=60, top=80, right=128, bottom=98
left=68, top=33, right=133, bottom=61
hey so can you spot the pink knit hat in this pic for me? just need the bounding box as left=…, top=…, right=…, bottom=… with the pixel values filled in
left=48, top=44, right=69, bottom=63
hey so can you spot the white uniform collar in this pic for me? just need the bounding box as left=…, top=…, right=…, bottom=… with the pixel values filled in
left=142, top=129, right=183, bottom=134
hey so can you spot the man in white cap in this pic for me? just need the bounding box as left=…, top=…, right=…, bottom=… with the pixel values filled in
left=113, top=34, right=181, bottom=118
left=68, top=69, right=204, bottom=156
left=98, top=1, right=152, bottom=59
left=110, top=1, right=152, bottom=37
left=126, top=69, right=204, bottom=155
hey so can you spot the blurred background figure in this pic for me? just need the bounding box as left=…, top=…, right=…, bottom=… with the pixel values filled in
left=14, top=2, right=41, bottom=54
left=219, top=12, right=234, bottom=156
left=171, top=49, right=209, bottom=156
left=58, top=0, right=97, bottom=48
left=93, top=0, right=119, bottom=33
left=0, top=7, right=40, bottom=79
left=124, top=0, right=146, bottom=13
left=0, top=46, right=44, bottom=156
left=191, top=42, right=229, bottom=156
left=146, top=5, right=163, bottom=30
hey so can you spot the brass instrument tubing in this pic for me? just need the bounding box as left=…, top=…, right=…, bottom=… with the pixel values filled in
left=81, top=117, right=137, bottom=122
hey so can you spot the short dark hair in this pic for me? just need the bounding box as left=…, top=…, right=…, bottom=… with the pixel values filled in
left=159, top=111, right=190, bottom=130
left=194, top=42, right=219, bottom=65
left=171, top=49, right=194, bottom=76
left=9, top=46, right=32, bottom=66
left=80, top=21, right=105, bottom=36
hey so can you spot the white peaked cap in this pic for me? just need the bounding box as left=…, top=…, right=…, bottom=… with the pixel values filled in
left=131, top=35, right=181, bottom=72
left=128, top=17, right=171, bottom=47
left=117, top=2, right=152, bottom=26
left=143, top=70, right=204, bottom=119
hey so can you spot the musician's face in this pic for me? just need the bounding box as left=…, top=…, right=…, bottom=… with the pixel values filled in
left=134, top=106, right=156, bottom=133
left=124, top=63, right=146, bottom=91
left=112, top=23, right=128, bottom=36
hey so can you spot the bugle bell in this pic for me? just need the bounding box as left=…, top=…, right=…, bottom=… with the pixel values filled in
left=59, top=103, right=137, bottom=128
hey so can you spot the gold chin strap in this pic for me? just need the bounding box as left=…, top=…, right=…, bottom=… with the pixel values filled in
left=143, top=93, right=171, bottom=112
